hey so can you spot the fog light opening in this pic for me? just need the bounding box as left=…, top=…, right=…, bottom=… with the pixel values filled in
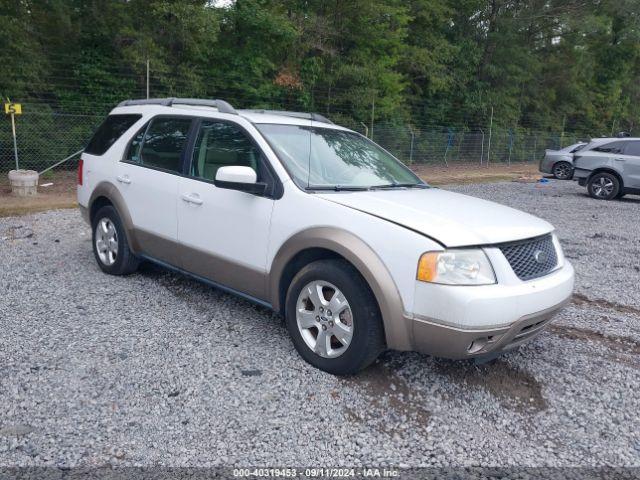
left=467, top=337, right=490, bottom=354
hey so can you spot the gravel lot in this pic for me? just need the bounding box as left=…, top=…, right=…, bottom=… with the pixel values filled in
left=0, top=179, right=639, bottom=468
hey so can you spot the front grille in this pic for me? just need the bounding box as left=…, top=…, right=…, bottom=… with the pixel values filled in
left=499, top=234, right=558, bottom=281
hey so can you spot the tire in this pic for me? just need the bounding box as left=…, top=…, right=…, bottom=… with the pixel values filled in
left=284, top=259, right=385, bottom=375
left=616, top=191, right=626, bottom=199
left=587, top=172, right=620, bottom=200
left=91, top=205, right=140, bottom=275
left=552, top=161, right=573, bottom=180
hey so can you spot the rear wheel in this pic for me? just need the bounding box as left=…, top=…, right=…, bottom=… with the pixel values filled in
left=552, top=161, right=573, bottom=180
left=587, top=172, right=620, bottom=200
left=92, top=205, right=139, bottom=275
left=285, top=259, right=385, bottom=375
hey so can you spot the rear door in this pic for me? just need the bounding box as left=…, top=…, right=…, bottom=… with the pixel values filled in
left=116, top=115, right=194, bottom=266
left=620, top=141, right=640, bottom=188
left=177, top=119, right=277, bottom=301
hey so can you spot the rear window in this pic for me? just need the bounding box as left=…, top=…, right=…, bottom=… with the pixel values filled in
left=570, top=144, right=585, bottom=153
left=84, top=114, right=142, bottom=155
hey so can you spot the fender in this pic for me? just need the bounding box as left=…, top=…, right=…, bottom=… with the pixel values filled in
left=88, top=181, right=141, bottom=253
left=269, top=227, right=413, bottom=351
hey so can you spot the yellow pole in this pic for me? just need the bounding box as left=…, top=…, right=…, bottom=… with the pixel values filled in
left=11, top=112, right=19, bottom=171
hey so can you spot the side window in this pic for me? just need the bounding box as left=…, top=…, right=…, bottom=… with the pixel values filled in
left=592, top=141, right=625, bottom=154
left=623, top=141, right=640, bottom=157
left=125, top=123, right=148, bottom=163
left=191, top=121, right=262, bottom=182
left=138, top=117, right=193, bottom=173
left=85, top=114, right=141, bottom=155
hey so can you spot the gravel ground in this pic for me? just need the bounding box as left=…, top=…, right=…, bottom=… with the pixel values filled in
left=0, top=179, right=639, bottom=469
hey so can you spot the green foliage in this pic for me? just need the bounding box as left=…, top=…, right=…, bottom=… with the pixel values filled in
left=1, top=0, right=639, bottom=154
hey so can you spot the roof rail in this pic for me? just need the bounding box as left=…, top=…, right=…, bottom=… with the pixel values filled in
left=117, top=98, right=238, bottom=115
left=242, top=109, right=333, bottom=125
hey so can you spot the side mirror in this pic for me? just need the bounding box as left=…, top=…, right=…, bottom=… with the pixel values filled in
left=214, top=166, right=267, bottom=195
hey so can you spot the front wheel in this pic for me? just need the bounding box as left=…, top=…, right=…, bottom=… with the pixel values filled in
left=285, top=259, right=385, bottom=375
left=587, top=172, right=620, bottom=200
left=552, top=161, right=573, bottom=180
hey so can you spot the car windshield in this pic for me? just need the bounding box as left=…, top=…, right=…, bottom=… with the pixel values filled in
left=256, top=124, right=424, bottom=190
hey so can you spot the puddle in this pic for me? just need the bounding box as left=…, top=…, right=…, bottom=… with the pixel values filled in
left=434, top=359, right=547, bottom=413
left=339, top=361, right=431, bottom=433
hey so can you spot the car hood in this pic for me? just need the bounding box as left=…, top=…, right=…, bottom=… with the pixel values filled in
left=317, top=187, right=554, bottom=247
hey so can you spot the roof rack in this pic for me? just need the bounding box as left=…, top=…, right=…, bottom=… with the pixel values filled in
left=241, top=109, right=333, bottom=125
left=117, top=98, right=238, bottom=115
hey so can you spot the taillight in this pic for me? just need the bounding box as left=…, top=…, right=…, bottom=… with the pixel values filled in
left=77, top=158, right=84, bottom=186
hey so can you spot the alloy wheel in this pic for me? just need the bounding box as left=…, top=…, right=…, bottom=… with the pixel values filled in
left=296, top=280, right=354, bottom=358
left=592, top=176, right=614, bottom=198
left=553, top=162, right=572, bottom=180
left=95, top=217, right=118, bottom=266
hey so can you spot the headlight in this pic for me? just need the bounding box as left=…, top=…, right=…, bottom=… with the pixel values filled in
left=417, top=249, right=496, bottom=285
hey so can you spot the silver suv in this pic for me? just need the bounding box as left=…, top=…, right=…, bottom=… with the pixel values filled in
left=573, top=137, right=640, bottom=200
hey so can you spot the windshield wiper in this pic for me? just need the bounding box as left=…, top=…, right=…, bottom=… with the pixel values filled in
left=369, top=183, right=428, bottom=190
left=307, top=185, right=371, bottom=192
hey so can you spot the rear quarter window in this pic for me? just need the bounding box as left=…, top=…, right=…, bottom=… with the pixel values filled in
left=84, top=114, right=142, bottom=155
left=591, top=141, right=626, bottom=154
left=623, top=141, right=640, bottom=156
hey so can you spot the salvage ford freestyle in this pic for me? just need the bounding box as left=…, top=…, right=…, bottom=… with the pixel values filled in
left=78, top=98, right=575, bottom=375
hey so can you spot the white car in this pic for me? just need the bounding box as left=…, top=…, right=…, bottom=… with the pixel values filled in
left=78, top=98, right=575, bottom=375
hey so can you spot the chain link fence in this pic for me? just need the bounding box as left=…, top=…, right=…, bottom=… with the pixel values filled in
left=1, top=106, right=589, bottom=173
left=1, top=110, right=101, bottom=173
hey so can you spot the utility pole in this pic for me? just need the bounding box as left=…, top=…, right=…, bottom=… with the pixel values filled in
left=560, top=115, right=566, bottom=147
left=479, top=129, right=485, bottom=165
left=146, top=59, right=150, bottom=99
left=487, top=106, right=493, bottom=167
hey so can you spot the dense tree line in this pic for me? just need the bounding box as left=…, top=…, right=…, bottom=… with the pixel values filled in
left=1, top=0, right=639, bottom=135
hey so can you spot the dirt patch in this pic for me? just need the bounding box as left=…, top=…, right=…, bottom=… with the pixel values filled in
left=549, top=325, right=640, bottom=356
left=572, top=293, right=640, bottom=318
left=434, top=359, right=547, bottom=413
left=339, top=361, right=431, bottom=433
left=411, top=163, right=540, bottom=186
left=0, top=170, right=77, bottom=217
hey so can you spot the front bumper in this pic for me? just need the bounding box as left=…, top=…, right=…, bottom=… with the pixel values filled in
left=407, top=260, right=574, bottom=359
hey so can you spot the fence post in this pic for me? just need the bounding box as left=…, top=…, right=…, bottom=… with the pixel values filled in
left=146, top=59, right=150, bottom=99
left=409, top=126, right=415, bottom=164
left=487, top=106, right=493, bottom=167
left=508, top=128, right=514, bottom=166
left=360, top=122, right=368, bottom=138
left=480, top=129, right=485, bottom=165
left=370, top=93, right=375, bottom=141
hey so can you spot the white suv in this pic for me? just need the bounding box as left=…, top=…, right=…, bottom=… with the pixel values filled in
left=78, top=98, right=575, bottom=375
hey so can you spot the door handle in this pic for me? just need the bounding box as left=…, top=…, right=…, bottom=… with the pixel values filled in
left=116, top=175, right=131, bottom=184
left=614, top=158, right=626, bottom=162
left=181, top=193, right=203, bottom=205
